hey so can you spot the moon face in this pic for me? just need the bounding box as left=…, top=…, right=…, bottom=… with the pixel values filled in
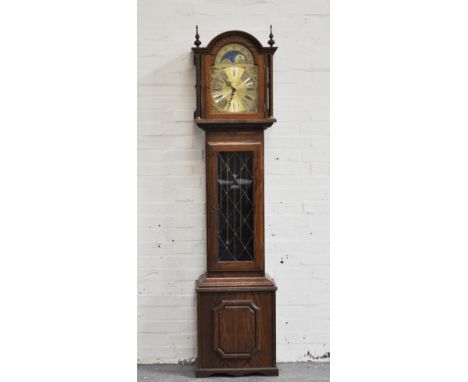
left=214, top=44, right=254, bottom=65
left=220, top=50, right=247, bottom=64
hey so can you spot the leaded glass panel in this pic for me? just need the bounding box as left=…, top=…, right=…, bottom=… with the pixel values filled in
left=217, top=151, right=254, bottom=261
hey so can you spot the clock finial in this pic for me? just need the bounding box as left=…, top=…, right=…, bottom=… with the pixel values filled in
left=194, top=25, right=201, bottom=47
left=268, top=25, right=275, bottom=47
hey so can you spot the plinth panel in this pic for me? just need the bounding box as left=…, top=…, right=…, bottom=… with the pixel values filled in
left=196, top=277, right=277, bottom=377
left=213, top=300, right=260, bottom=358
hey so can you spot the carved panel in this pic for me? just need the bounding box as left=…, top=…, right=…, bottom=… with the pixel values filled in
left=213, top=300, right=261, bottom=359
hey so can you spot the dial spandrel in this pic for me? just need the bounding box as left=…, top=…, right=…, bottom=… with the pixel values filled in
left=211, top=43, right=258, bottom=113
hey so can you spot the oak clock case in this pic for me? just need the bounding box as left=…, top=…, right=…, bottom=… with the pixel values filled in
left=192, top=28, right=278, bottom=378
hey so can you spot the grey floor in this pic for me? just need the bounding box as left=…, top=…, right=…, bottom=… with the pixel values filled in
left=138, top=363, right=330, bottom=382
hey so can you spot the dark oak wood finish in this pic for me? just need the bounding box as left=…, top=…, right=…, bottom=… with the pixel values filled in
left=192, top=30, right=277, bottom=130
left=196, top=367, right=279, bottom=378
left=195, top=118, right=276, bottom=130
left=196, top=274, right=277, bottom=377
left=206, top=129, right=264, bottom=274
left=213, top=299, right=261, bottom=359
left=193, top=29, right=278, bottom=378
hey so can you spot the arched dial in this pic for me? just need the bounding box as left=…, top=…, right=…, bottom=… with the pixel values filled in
left=210, top=44, right=258, bottom=113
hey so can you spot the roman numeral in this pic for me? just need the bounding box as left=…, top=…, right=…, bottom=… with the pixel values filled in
left=212, top=92, right=225, bottom=103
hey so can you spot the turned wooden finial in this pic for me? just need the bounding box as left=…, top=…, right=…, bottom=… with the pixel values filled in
left=268, top=25, right=275, bottom=47
left=194, top=25, right=201, bottom=47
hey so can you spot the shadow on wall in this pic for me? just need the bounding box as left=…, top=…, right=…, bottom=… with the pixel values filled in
left=137, top=50, right=206, bottom=300
left=138, top=50, right=206, bottom=169
left=138, top=50, right=195, bottom=93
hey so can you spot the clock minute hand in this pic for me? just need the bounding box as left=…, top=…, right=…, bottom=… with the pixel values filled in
left=227, top=89, right=236, bottom=110
left=227, top=93, right=233, bottom=109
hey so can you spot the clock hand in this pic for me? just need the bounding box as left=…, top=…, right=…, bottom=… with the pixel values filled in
left=227, top=93, right=233, bottom=108
left=225, top=78, right=238, bottom=110
left=227, top=90, right=236, bottom=110
left=225, top=80, right=237, bottom=92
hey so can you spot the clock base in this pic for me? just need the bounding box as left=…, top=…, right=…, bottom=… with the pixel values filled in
left=195, top=366, right=279, bottom=378
left=195, top=273, right=278, bottom=378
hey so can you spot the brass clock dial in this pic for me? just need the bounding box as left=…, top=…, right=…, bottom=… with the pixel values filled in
left=211, top=44, right=258, bottom=113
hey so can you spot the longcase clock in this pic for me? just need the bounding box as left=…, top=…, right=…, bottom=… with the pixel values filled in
left=192, top=27, right=278, bottom=377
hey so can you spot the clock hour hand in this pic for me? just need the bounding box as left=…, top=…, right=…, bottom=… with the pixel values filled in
left=224, top=79, right=237, bottom=111
left=225, top=81, right=236, bottom=93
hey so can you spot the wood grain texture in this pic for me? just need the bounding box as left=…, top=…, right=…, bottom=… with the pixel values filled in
left=196, top=287, right=277, bottom=376
left=195, top=367, right=279, bottom=378
left=205, top=129, right=265, bottom=273
left=194, top=117, right=276, bottom=130
left=197, top=273, right=277, bottom=292
left=194, top=31, right=278, bottom=377
left=213, top=300, right=260, bottom=358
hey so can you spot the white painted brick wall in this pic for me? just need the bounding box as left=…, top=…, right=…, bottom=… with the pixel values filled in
left=138, top=0, right=329, bottom=364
